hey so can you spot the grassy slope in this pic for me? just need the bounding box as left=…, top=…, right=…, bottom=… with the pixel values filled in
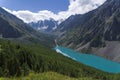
left=0, top=72, right=94, bottom=80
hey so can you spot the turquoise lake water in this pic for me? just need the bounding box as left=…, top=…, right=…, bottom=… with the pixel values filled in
left=55, top=46, right=120, bottom=73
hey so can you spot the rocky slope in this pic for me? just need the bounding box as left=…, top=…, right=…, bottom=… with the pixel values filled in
left=56, top=0, right=120, bottom=62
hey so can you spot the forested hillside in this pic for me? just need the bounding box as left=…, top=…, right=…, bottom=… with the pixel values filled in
left=0, top=39, right=120, bottom=80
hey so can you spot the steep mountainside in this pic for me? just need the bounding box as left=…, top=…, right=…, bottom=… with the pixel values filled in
left=56, top=0, right=120, bottom=62
left=29, top=19, right=58, bottom=33
left=0, top=7, right=35, bottom=38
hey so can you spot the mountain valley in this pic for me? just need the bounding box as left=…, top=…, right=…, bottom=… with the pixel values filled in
left=0, top=0, right=120, bottom=80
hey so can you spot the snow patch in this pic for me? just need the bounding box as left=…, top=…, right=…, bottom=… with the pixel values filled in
left=52, top=25, right=57, bottom=30
left=38, top=26, right=48, bottom=30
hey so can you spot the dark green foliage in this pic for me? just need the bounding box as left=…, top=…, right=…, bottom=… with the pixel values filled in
left=0, top=39, right=120, bottom=80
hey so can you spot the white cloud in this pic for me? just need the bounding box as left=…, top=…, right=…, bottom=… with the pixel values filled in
left=3, top=0, right=106, bottom=23
left=68, top=0, right=106, bottom=14
left=3, top=8, right=58, bottom=23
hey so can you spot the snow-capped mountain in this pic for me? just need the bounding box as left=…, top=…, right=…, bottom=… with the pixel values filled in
left=29, top=19, right=58, bottom=33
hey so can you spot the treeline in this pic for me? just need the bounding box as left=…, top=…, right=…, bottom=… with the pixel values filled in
left=0, top=39, right=120, bottom=80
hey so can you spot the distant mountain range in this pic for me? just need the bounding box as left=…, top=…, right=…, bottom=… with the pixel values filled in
left=55, top=0, right=120, bottom=62
left=29, top=19, right=58, bottom=33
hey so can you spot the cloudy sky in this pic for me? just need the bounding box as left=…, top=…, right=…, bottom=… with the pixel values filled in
left=1, top=0, right=106, bottom=23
